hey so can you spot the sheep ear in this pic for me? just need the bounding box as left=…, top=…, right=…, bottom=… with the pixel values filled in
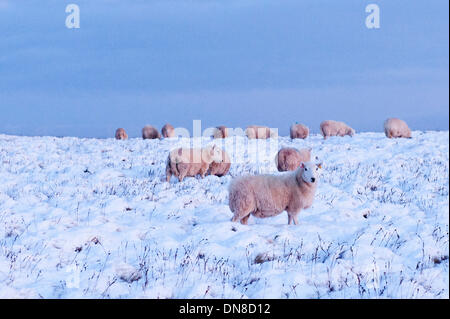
left=300, top=162, right=305, bottom=168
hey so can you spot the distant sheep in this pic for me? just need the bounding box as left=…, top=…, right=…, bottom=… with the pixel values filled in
left=142, top=125, right=161, bottom=140
left=115, top=128, right=128, bottom=140
left=320, top=120, right=355, bottom=139
left=166, top=145, right=223, bottom=182
left=245, top=125, right=277, bottom=139
left=208, top=149, right=231, bottom=177
left=213, top=126, right=229, bottom=139
left=275, top=147, right=311, bottom=172
left=229, top=162, right=321, bottom=225
left=290, top=123, right=309, bottom=139
left=161, top=123, right=175, bottom=138
left=384, top=118, right=411, bottom=139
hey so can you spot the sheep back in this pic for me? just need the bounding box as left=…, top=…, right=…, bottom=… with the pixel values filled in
left=290, top=123, right=309, bottom=139
left=384, top=118, right=411, bottom=138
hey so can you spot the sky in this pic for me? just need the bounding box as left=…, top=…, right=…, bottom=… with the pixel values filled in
left=0, top=0, right=448, bottom=138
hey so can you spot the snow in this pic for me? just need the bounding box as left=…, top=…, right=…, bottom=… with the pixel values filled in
left=0, top=131, right=448, bottom=298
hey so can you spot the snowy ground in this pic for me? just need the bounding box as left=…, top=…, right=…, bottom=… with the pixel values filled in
left=0, top=131, right=448, bottom=298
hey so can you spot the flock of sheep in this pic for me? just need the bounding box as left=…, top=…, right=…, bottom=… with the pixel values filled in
left=114, top=118, right=412, bottom=225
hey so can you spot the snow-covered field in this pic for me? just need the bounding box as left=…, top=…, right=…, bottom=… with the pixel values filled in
left=0, top=131, right=448, bottom=298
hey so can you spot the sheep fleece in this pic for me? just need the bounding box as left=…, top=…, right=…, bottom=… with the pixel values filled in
left=161, top=123, right=175, bottom=138
left=213, top=126, right=229, bottom=139
left=276, top=148, right=311, bottom=172
left=384, top=118, right=411, bottom=138
left=166, top=147, right=216, bottom=182
left=290, top=124, right=309, bottom=139
left=142, top=125, right=161, bottom=139
left=229, top=168, right=317, bottom=223
left=208, top=149, right=231, bottom=177
left=320, top=120, right=354, bottom=139
left=245, top=125, right=276, bottom=139
left=115, top=128, right=128, bottom=140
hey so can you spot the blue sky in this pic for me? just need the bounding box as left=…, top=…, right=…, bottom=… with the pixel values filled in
left=0, top=0, right=448, bottom=137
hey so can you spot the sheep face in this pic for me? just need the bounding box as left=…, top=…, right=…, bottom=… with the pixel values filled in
left=298, top=162, right=322, bottom=184
left=206, top=145, right=223, bottom=163
left=115, top=128, right=127, bottom=140
left=348, top=128, right=356, bottom=136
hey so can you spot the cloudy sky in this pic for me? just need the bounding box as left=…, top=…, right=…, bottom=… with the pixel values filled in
left=0, top=0, right=448, bottom=137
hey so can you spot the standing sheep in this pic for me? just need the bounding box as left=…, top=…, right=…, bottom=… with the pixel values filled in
left=245, top=125, right=277, bottom=139
left=384, top=118, right=411, bottom=138
left=166, top=145, right=223, bottom=182
left=213, top=126, right=229, bottom=139
left=290, top=123, right=309, bottom=139
left=161, top=123, right=175, bottom=138
left=115, top=128, right=128, bottom=140
left=208, top=149, right=231, bottom=177
left=275, top=147, right=311, bottom=172
left=320, top=120, right=355, bottom=139
left=142, top=125, right=161, bottom=140
left=229, top=162, right=321, bottom=225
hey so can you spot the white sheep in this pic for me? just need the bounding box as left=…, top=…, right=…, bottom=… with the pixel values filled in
left=229, top=162, right=321, bottom=225
left=208, top=149, right=231, bottom=177
left=290, top=123, right=309, bottom=139
left=384, top=118, right=412, bottom=138
left=161, top=123, right=175, bottom=138
left=213, top=126, right=229, bottom=139
left=245, top=125, right=277, bottom=139
left=115, top=128, right=128, bottom=140
left=275, top=147, right=311, bottom=172
left=142, top=125, right=161, bottom=139
left=166, top=145, right=223, bottom=182
left=320, top=120, right=355, bottom=139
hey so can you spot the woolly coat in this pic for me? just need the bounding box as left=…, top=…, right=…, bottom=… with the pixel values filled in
left=229, top=167, right=317, bottom=224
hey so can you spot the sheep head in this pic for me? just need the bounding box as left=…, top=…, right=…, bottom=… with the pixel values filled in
left=296, top=162, right=322, bottom=185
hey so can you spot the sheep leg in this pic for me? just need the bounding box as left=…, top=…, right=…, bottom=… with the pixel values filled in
left=231, top=214, right=241, bottom=223
left=178, top=170, right=186, bottom=182
left=287, top=213, right=299, bottom=225
left=166, top=168, right=171, bottom=182
left=230, top=187, right=254, bottom=223
left=199, top=165, right=209, bottom=178
left=177, top=163, right=188, bottom=182
left=166, top=161, right=172, bottom=182
left=171, top=160, right=179, bottom=176
left=240, top=214, right=250, bottom=225
left=232, top=210, right=251, bottom=224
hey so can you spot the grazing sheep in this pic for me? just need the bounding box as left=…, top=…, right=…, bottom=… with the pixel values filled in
left=384, top=118, right=412, bottom=139
left=229, top=162, right=321, bottom=225
left=213, top=126, right=229, bottom=139
left=161, top=123, right=175, bottom=138
left=208, top=149, right=231, bottom=177
left=290, top=123, right=309, bottom=139
left=166, top=145, right=223, bottom=182
left=275, top=147, right=311, bottom=172
left=142, top=125, right=161, bottom=140
left=320, top=120, right=355, bottom=139
left=115, top=128, right=128, bottom=140
left=245, top=125, right=277, bottom=139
